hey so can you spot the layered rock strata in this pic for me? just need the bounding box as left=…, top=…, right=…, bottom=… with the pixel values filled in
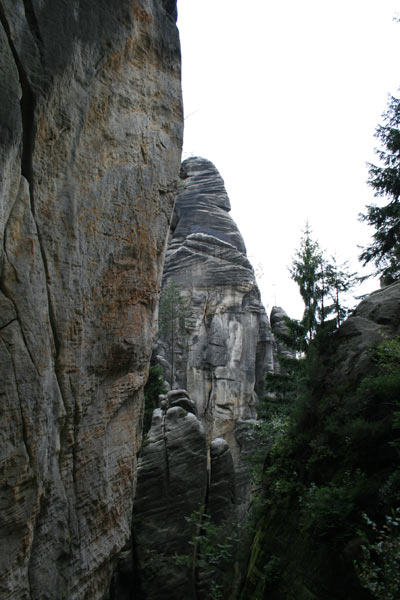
left=0, top=2, right=183, bottom=598
left=158, top=157, right=273, bottom=464
left=137, top=158, right=273, bottom=598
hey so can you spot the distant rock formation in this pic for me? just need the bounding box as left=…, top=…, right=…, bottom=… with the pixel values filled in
left=0, top=2, right=182, bottom=598
left=134, top=157, right=274, bottom=598
left=158, top=157, right=273, bottom=469
left=270, top=305, right=296, bottom=370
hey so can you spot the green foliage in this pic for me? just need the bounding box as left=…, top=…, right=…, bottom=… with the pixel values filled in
left=143, top=364, right=166, bottom=433
left=290, top=223, right=324, bottom=343
left=354, top=509, right=400, bottom=600
left=360, top=94, right=400, bottom=284
left=373, top=336, right=400, bottom=373
left=173, top=507, right=239, bottom=600
left=299, top=477, right=358, bottom=537
left=290, top=224, right=357, bottom=348
left=243, top=336, right=400, bottom=599
left=324, top=256, right=358, bottom=326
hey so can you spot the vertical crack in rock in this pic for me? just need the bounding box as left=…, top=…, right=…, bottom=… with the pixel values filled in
left=204, top=373, right=214, bottom=422
left=0, top=4, right=36, bottom=191
left=0, top=271, right=40, bottom=377
left=0, top=5, right=60, bottom=365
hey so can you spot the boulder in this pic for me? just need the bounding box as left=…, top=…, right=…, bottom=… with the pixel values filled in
left=334, top=281, right=400, bottom=380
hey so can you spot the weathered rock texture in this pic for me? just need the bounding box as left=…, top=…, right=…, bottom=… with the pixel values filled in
left=135, top=158, right=272, bottom=598
left=0, top=2, right=182, bottom=598
left=133, top=390, right=236, bottom=599
left=158, top=157, right=273, bottom=466
left=334, top=281, right=400, bottom=379
left=133, top=390, right=208, bottom=599
left=270, top=305, right=296, bottom=370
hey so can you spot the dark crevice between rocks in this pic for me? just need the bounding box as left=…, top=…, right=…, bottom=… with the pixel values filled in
left=0, top=6, right=64, bottom=392
left=193, top=449, right=212, bottom=600
left=204, top=373, right=214, bottom=421
left=0, top=4, right=36, bottom=196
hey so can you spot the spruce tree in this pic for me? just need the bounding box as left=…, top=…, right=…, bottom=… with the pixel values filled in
left=158, top=281, right=189, bottom=386
left=289, top=223, right=324, bottom=344
left=360, top=94, right=400, bottom=284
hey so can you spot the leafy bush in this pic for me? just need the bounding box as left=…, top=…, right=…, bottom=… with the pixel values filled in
left=355, top=509, right=400, bottom=600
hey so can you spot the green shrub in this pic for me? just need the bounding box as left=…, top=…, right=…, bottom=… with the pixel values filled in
left=354, top=509, right=400, bottom=600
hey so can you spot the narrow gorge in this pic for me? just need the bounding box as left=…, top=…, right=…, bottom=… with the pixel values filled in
left=1, top=3, right=400, bottom=600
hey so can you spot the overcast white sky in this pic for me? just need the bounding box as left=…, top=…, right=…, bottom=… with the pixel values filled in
left=177, top=1, right=400, bottom=320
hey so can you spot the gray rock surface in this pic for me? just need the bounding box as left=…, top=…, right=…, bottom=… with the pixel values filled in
left=151, top=158, right=275, bottom=599
left=0, top=2, right=182, bottom=598
left=334, top=281, right=400, bottom=380
left=270, top=305, right=296, bottom=370
left=159, top=157, right=274, bottom=465
left=133, top=391, right=208, bottom=600
left=133, top=392, right=237, bottom=600
left=208, top=437, right=235, bottom=525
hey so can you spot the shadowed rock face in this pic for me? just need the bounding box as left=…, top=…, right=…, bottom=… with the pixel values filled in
left=133, top=392, right=236, bottom=600
left=0, top=2, right=182, bottom=598
left=333, top=281, right=400, bottom=380
left=133, top=395, right=208, bottom=600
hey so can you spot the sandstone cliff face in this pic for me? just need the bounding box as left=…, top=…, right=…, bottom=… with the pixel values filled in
left=158, top=157, right=273, bottom=463
left=0, top=2, right=182, bottom=598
